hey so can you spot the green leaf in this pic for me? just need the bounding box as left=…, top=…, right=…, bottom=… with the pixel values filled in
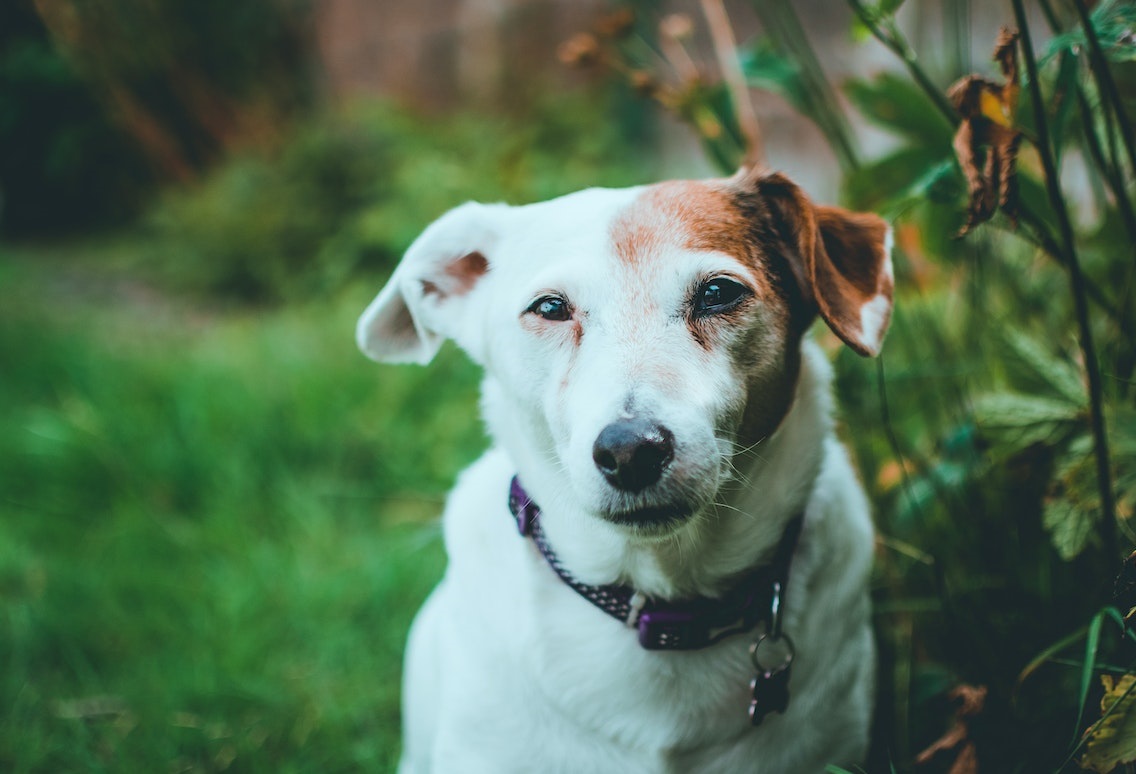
left=1081, top=673, right=1136, bottom=772
left=1044, top=0, right=1136, bottom=65
left=842, top=146, right=954, bottom=212
left=843, top=73, right=956, bottom=147
left=973, top=392, right=1083, bottom=455
left=1044, top=491, right=1097, bottom=560
left=1044, top=436, right=1100, bottom=560
left=911, top=158, right=967, bottom=205
left=1079, top=610, right=1109, bottom=738
left=999, top=329, right=1087, bottom=407
left=740, top=37, right=809, bottom=115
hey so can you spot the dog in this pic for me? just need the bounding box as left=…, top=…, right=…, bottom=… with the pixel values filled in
left=357, top=166, right=892, bottom=773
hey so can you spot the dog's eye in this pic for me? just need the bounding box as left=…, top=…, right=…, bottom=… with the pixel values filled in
left=527, top=295, right=571, bottom=321
left=694, top=278, right=749, bottom=316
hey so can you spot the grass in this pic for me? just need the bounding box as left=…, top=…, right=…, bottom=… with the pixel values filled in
left=0, top=246, right=486, bottom=772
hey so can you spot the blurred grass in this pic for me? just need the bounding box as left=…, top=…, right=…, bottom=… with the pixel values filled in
left=0, top=90, right=651, bottom=772
left=0, top=248, right=487, bottom=772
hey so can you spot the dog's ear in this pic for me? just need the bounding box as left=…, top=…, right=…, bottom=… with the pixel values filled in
left=356, top=202, right=505, bottom=364
left=744, top=171, right=894, bottom=357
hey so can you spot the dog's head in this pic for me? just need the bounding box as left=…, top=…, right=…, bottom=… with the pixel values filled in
left=358, top=169, right=892, bottom=536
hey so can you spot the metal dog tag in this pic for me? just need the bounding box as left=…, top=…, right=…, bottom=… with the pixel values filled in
left=748, top=665, right=791, bottom=725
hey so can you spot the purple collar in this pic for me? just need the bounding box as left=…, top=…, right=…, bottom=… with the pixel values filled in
left=507, top=477, right=805, bottom=652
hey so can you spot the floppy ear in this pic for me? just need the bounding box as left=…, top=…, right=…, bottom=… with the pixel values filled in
left=747, top=172, right=894, bottom=357
left=356, top=202, right=504, bottom=364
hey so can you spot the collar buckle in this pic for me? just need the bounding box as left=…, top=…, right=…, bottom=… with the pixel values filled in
left=637, top=609, right=705, bottom=650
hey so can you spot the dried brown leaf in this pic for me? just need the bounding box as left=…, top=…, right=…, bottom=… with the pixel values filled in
left=594, top=8, right=635, bottom=39
left=947, top=27, right=1022, bottom=237
left=915, top=684, right=988, bottom=772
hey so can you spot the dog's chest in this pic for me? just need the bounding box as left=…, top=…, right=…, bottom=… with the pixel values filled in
left=438, top=456, right=794, bottom=766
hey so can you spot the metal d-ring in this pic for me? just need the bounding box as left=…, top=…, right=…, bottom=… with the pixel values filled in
left=749, top=632, right=796, bottom=675
left=750, top=580, right=794, bottom=674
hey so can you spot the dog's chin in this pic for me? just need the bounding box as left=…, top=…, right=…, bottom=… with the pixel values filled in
left=599, top=504, right=695, bottom=535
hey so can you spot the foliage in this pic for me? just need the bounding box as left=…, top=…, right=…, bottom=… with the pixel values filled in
left=145, top=98, right=648, bottom=303
left=578, top=1, right=1136, bottom=771
left=33, top=0, right=312, bottom=181
left=1081, top=673, right=1136, bottom=773
left=0, top=3, right=151, bottom=235
left=0, top=0, right=314, bottom=237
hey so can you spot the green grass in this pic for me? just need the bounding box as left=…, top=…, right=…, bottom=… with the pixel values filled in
left=0, top=249, right=485, bottom=772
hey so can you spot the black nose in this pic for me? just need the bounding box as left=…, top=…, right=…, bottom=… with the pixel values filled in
left=592, top=419, right=675, bottom=492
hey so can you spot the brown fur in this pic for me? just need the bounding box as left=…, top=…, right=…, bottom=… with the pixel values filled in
left=609, top=179, right=808, bottom=448
left=607, top=171, right=891, bottom=448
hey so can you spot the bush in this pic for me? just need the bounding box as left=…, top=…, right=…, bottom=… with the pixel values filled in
left=0, top=5, right=151, bottom=235
left=146, top=97, right=649, bottom=302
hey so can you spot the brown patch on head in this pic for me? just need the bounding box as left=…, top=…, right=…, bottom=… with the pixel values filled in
left=609, top=179, right=811, bottom=446
left=605, top=171, right=892, bottom=451
left=612, top=181, right=768, bottom=270
left=610, top=180, right=808, bottom=318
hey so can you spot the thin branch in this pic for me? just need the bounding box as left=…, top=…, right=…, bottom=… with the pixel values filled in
left=700, top=0, right=765, bottom=170
left=1075, top=91, right=1136, bottom=244
left=1037, top=0, right=1136, bottom=252
left=1072, top=0, right=1136, bottom=181
left=1013, top=209, right=1134, bottom=340
left=751, top=0, right=860, bottom=173
left=1013, top=0, right=1118, bottom=560
left=846, top=0, right=959, bottom=124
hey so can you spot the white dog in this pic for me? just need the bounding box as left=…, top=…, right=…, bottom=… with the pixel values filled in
left=357, top=166, right=892, bottom=773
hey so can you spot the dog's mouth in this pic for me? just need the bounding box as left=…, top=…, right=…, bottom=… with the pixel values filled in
left=600, top=504, right=694, bottom=530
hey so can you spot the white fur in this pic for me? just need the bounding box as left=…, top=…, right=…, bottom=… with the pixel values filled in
left=361, top=185, right=879, bottom=773
left=858, top=293, right=891, bottom=356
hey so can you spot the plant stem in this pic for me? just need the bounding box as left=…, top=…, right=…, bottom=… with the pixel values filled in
left=846, top=0, right=959, bottom=124
left=700, top=0, right=765, bottom=170
left=752, top=0, right=860, bottom=172
left=1075, top=91, right=1136, bottom=244
left=943, top=0, right=971, bottom=78
left=1071, top=0, right=1136, bottom=181
left=1013, top=0, right=1118, bottom=559
left=1037, top=0, right=1136, bottom=250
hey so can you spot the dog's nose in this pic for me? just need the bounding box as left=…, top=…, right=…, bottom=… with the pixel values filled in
left=592, top=419, right=675, bottom=492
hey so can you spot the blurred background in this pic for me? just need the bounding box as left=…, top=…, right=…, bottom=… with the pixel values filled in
left=2, top=0, right=1134, bottom=771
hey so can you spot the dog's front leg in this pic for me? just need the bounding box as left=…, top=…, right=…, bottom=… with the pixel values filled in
left=399, top=584, right=449, bottom=774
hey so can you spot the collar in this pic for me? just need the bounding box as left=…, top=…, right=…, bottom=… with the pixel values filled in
left=507, top=476, right=805, bottom=652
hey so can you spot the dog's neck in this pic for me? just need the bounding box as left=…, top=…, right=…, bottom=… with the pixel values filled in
left=482, top=340, right=834, bottom=599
